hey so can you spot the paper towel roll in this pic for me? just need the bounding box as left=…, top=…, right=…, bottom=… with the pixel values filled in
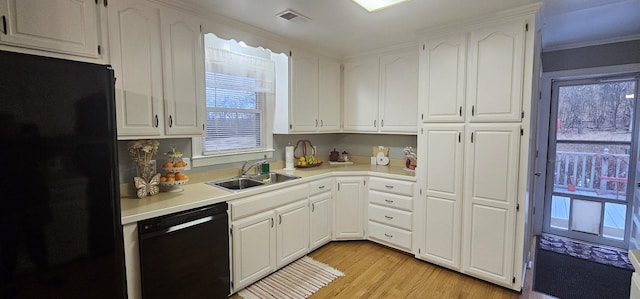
left=284, top=146, right=295, bottom=170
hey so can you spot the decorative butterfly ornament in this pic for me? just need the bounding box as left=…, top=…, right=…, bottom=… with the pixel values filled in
left=134, top=173, right=161, bottom=198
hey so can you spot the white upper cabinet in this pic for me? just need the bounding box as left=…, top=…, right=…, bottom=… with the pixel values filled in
left=0, top=0, right=101, bottom=58
left=110, top=1, right=204, bottom=138
left=344, top=47, right=419, bottom=134
left=467, top=20, right=525, bottom=122
left=290, top=50, right=319, bottom=132
left=108, top=0, right=163, bottom=136
left=318, top=57, right=341, bottom=131
left=379, top=49, right=419, bottom=133
left=288, top=49, right=341, bottom=133
left=160, top=8, right=205, bottom=136
left=421, top=34, right=467, bottom=123
left=343, top=56, right=379, bottom=132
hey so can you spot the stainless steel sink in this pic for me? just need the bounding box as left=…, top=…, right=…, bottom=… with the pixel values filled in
left=206, top=177, right=265, bottom=191
left=250, top=172, right=300, bottom=183
left=206, top=172, right=300, bottom=192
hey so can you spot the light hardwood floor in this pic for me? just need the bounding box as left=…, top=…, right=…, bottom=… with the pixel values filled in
left=232, top=240, right=557, bottom=298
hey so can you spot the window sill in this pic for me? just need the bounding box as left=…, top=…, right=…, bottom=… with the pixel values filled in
left=192, top=149, right=275, bottom=168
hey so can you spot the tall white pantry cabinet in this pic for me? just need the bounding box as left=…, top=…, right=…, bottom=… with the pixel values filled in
left=416, top=4, right=538, bottom=291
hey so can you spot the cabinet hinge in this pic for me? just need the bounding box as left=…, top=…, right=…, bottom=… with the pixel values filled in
left=525, top=23, right=529, bottom=32
left=338, top=184, right=340, bottom=191
left=364, top=179, right=366, bottom=186
left=421, top=113, right=424, bottom=120
left=97, top=45, right=101, bottom=55
left=200, top=24, right=203, bottom=33
left=516, top=203, right=520, bottom=212
left=422, top=43, right=425, bottom=50
left=535, top=150, right=539, bottom=158
left=289, top=124, right=292, bottom=129
left=289, top=50, right=292, bottom=56
left=229, top=225, right=233, bottom=235
left=521, top=111, right=525, bottom=119
left=419, top=188, right=422, bottom=196
left=533, top=207, right=536, bottom=215
left=513, top=276, right=516, bottom=283
left=418, top=248, right=421, bottom=254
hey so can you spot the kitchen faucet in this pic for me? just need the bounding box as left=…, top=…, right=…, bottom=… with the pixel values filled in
left=240, top=159, right=267, bottom=176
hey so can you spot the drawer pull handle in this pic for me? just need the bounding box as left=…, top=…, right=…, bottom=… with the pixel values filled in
left=384, top=199, right=394, bottom=204
left=384, top=233, right=393, bottom=238
left=385, top=185, right=394, bottom=189
left=385, top=215, right=393, bottom=220
left=318, top=185, right=325, bottom=189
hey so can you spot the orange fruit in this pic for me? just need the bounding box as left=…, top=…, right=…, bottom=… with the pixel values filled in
left=163, top=161, right=174, bottom=168
left=167, top=177, right=175, bottom=182
left=175, top=161, right=186, bottom=167
left=160, top=176, right=167, bottom=182
left=166, top=172, right=175, bottom=178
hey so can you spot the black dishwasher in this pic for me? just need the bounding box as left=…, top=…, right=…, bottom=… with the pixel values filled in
left=138, top=202, right=230, bottom=298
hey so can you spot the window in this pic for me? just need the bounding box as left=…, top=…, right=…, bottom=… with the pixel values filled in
left=193, top=34, right=286, bottom=166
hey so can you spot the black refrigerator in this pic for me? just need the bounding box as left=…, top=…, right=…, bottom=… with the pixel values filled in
left=0, top=50, right=126, bottom=298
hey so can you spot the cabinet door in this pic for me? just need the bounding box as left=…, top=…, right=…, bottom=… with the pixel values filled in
left=289, top=50, right=319, bottom=132
left=310, top=191, right=332, bottom=250
left=0, top=0, right=100, bottom=58
left=108, top=0, right=163, bottom=137
left=379, top=49, right=418, bottom=133
left=160, top=9, right=204, bottom=136
left=462, top=124, right=520, bottom=286
left=232, top=210, right=276, bottom=290
left=343, top=58, right=379, bottom=132
left=276, top=200, right=309, bottom=267
left=421, top=34, right=466, bottom=123
left=467, top=20, right=525, bottom=122
left=334, top=177, right=365, bottom=239
left=318, top=57, right=341, bottom=132
left=419, top=124, right=464, bottom=270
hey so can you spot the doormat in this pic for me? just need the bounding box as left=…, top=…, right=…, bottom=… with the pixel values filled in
left=534, top=237, right=633, bottom=299
left=238, top=256, right=344, bottom=299
left=538, top=233, right=633, bottom=270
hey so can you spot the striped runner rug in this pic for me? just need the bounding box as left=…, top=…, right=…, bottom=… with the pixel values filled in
left=238, top=256, right=344, bottom=299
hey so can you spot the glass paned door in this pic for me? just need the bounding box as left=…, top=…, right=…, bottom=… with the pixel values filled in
left=543, top=77, right=638, bottom=248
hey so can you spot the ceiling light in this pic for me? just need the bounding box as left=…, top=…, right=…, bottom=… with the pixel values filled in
left=626, top=94, right=635, bottom=99
left=352, top=0, right=411, bottom=12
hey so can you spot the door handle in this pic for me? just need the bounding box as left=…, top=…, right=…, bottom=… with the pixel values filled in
left=534, top=172, right=541, bottom=176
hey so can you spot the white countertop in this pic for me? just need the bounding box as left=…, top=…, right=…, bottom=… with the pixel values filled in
left=120, top=163, right=415, bottom=225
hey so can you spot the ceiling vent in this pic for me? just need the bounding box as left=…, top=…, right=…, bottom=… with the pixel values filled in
left=277, top=9, right=311, bottom=24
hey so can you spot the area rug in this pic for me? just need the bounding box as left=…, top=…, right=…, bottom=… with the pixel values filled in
left=538, top=233, right=633, bottom=270
left=534, top=237, right=633, bottom=299
left=238, top=256, right=344, bottom=299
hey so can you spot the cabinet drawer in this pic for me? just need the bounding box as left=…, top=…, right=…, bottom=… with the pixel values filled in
left=369, top=177, right=414, bottom=196
left=369, top=191, right=413, bottom=211
left=309, top=178, right=332, bottom=196
left=368, top=221, right=412, bottom=251
left=368, top=205, right=412, bottom=230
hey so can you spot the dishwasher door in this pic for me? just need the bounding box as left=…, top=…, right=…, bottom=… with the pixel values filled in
left=138, top=203, right=229, bottom=298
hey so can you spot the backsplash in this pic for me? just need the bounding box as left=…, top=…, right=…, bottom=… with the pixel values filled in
left=117, top=134, right=417, bottom=184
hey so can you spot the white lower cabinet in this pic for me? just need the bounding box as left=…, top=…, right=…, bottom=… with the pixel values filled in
left=276, top=200, right=309, bottom=267
left=230, top=184, right=309, bottom=291
left=232, top=210, right=277, bottom=290
left=367, top=177, right=414, bottom=252
left=309, top=178, right=333, bottom=250
left=334, top=177, right=366, bottom=239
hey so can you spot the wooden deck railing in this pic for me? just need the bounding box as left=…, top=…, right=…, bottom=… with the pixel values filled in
left=554, top=149, right=629, bottom=195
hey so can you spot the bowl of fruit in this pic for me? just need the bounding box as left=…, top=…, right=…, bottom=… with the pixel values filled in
left=296, top=155, right=322, bottom=168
